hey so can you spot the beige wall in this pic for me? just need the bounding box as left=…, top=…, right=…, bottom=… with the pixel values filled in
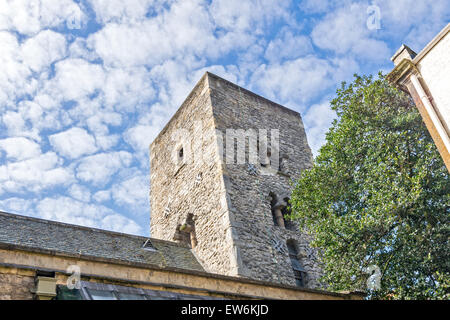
left=417, top=30, right=450, bottom=135
left=388, top=24, right=450, bottom=171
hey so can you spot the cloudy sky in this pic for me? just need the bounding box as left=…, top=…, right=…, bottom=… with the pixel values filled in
left=0, top=0, right=448, bottom=236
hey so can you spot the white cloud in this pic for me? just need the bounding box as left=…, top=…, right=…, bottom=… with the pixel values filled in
left=94, top=134, right=120, bottom=151
left=210, top=0, right=290, bottom=32
left=303, top=101, right=337, bottom=156
left=103, top=67, right=155, bottom=111
left=87, top=0, right=217, bottom=68
left=0, top=137, right=41, bottom=160
left=21, top=30, right=67, bottom=72
left=0, top=32, right=36, bottom=107
left=251, top=56, right=342, bottom=107
left=0, top=197, right=35, bottom=215
left=377, top=0, right=450, bottom=51
left=265, top=31, right=313, bottom=63
left=1, top=97, right=72, bottom=142
left=311, top=2, right=390, bottom=61
left=101, top=213, right=143, bottom=234
left=76, top=151, right=133, bottom=186
left=36, top=196, right=142, bottom=234
left=0, top=0, right=87, bottom=35
left=68, top=184, right=91, bottom=202
left=0, top=152, right=73, bottom=195
left=87, top=0, right=157, bottom=24
left=125, top=125, right=161, bottom=153
left=48, top=58, right=105, bottom=101
left=68, top=38, right=99, bottom=62
left=112, top=174, right=148, bottom=213
left=93, top=189, right=111, bottom=202
left=84, top=112, right=121, bottom=151
left=49, top=127, right=98, bottom=159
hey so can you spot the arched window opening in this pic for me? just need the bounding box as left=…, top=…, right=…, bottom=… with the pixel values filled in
left=286, top=240, right=306, bottom=287
left=269, top=192, right=279, bottom=226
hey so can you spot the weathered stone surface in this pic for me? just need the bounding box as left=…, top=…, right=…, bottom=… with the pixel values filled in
left=0, top=273, right=34, bottom=300
left=150, top=72, right=322, bottom=288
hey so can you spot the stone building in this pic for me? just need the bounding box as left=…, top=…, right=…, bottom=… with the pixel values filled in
left=150, top=72, right=322, bottom=288
left=0, top=72, right=361, bottom=300
left=387, top=23, right=450, bottom=172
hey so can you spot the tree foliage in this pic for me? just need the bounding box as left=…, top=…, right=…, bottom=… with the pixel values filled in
left=290, top=74, right=449, bottom=299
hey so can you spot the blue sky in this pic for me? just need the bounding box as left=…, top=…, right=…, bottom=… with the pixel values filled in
left=0, top=0, right=449, bottom=236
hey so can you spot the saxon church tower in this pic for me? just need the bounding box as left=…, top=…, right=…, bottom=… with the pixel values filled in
left=150, top=72, right=322, bottom=288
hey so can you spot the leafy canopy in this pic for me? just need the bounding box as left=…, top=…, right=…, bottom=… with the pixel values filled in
left=290, top=74, right=449, bottom=299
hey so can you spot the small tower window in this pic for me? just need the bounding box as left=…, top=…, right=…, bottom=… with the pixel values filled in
left=269, top=192, right=278, bottom=225
left=286, top=240, right=306, bottom=287
left=178, top=147, right=184, bottom=160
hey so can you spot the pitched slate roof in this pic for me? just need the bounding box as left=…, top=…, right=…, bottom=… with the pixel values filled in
left=0, top=211, right=204, bottom=273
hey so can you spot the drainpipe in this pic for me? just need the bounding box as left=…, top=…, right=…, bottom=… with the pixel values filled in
left=409, top=74, right=450, bottom=154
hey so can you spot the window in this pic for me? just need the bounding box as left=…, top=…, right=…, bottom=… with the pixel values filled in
left=142, top=238, right=157, bottom=251
left=117, top=292, right=146, bottom=300
left=286, top=240, right=306, bottom=287
left=87, top=289, right=147, bottom=300
left=87, top=289, right=117, bottom=300
left=269, top=192, right=278, bottom=226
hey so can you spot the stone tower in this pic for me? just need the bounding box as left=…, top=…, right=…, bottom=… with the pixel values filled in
left=150, top=72, right=322, bottom=288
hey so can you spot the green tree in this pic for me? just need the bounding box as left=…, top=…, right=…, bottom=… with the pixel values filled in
left=290, top=74, right=449, bottom=299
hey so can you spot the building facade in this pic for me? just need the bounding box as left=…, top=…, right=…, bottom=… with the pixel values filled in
left=387, top=23, right=450, bottom=172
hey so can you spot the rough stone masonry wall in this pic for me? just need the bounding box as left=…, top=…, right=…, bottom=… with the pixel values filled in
left=208, top=74, right=323, bottom=288
left=0, top=267, right=34, bottom=300
left=150, top=74, right=240, bottom=276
